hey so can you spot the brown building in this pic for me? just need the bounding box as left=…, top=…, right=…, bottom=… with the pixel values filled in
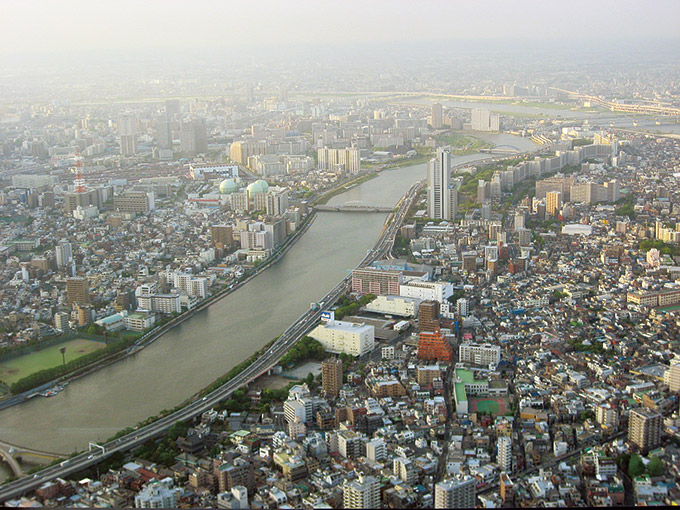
left=67, top=277, right=91, bottom=306
left=214, top=459, right=254, bottom=493
left=417, top=365, right=442, bottom=386
left=628, top=407, right=662, bottom=453
left=321, top=358, right=343, bottom=398
left=370, top=379, right=406, bottom=398
left=211, top=225, right=234, bottom=248
left=418, top=300, right=440, bottom=332
left=500, top=473, right=514, bottom=504
left=417, top=328, right=454, bottom=362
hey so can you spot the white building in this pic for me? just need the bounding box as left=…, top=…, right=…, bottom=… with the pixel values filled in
left=217, top=486, right=248, bottom=509
left=399, top=280, right=453, bottom=303
left=135, top=480, right=179, bottom=508
left=435, top=476, right=476, bottom=509
left=363, top=295, right=421, bottom=317
left=471, top=109, right=500, bottom=132
left=427, top=148, right=459, bottom=221
left=365, top=438, right=387, bottom=462
left=309, top=319, right=375, bottom=356
left=343, top=474, right=380, bottom=509
left=459, top=343, right=501, bottom=367
left=497, top=436, right=512, bottom=473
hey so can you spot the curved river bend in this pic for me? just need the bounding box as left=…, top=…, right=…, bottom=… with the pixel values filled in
left=0, top=134, right=535, bottom=468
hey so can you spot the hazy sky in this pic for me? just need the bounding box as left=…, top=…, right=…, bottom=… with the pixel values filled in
left=2, top=0, right=679, bottom=56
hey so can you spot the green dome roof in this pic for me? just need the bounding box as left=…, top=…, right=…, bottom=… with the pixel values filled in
left=219, top=178, right=238, bottom=194
left=247, top=179, right=269, bottom=195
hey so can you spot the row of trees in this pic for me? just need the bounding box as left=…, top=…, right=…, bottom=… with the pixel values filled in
left=334, top=294, right=376, bottom=320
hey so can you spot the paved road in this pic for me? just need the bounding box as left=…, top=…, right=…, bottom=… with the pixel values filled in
left=0, top=172, right=422, bottom=503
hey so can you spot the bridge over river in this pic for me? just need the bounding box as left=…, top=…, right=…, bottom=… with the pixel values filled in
left=315, top=200, right=394, bottom=213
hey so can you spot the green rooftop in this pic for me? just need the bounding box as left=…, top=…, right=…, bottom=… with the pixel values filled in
left=455, top=368, right=475, bottom=384
left=455, top=382, right=468, bottom=403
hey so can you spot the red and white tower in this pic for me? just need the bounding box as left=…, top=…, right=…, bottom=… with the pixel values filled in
left=71, top=154, right=86, bottom=193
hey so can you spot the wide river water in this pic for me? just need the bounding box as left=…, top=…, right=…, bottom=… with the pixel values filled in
left=0, top=133, right=536, bottom=478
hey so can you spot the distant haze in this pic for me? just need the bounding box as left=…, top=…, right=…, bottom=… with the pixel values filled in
left=2, top=0, right=680, bottom=57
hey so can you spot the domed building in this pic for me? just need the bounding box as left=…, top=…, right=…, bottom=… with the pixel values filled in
left=218, top=178, right=238, bottom=194
left=247, top=179, right=269, bottom=196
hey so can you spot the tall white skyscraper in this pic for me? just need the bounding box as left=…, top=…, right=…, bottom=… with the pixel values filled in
left=118, top=112, right=138, bottom=156
left=497, top=436, right=512, bottom=473
left=55, top=241, right=73, bottom=268
left=427, top=148, right=458, bottom=221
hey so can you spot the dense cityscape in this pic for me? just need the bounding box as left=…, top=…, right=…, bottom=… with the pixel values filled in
left=1, top=1, right=680, bottom=508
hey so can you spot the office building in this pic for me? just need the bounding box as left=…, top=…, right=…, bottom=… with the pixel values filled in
left=322, top=358, right=343, bottom=397
left=351, top=268, right=403, bottom=296
left=628, top=407, right=662, bottom=452
left=66, top=277, right=90, bottom=306
left=418, top=300, right=440, bottom=332
left=230, top=140, right=268, bottom=165
left=309, top=319, right=375, bottom=356
left=431, top=102, right=443, bottom=129
left=343, top=474, right=379, bottom=509
left=435, top=476, right=476, bottom=509
left=418, top=328, right=453, bottom=362
left=54, top=311, right=70, bottom=332
left=118, top=112, right=138, bottom=156
left=471, top=109, right=499, bottom=132
left=363, top=294, right=420, bottom=317
left=497, top=436, right=512, bottom=472
left=459, top=343, right=501, bottom=366
left=427, top=148, right=458, bottom=220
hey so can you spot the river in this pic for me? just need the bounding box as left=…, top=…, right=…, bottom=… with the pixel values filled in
left=0, top=133, right=535, bottom=478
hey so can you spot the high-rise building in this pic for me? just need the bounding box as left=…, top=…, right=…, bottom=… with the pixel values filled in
left=66, top=277, right=90, bottom=306
left=343, top=474, right=379, bottom=509
left=497, top=436, right=512, bottom=473
left=180, top=117, right=207, bottom=155
left=54, top=311, right=70, bottom=332
left=211, top=225, right=234, bottom=247
left=427, top=148, right=458, bottom=221
left=431, top=102, right=443, bottom=129
left=321, top=358, right=343, bottom=397
left=546, top=191, right=562, bottom=217
left=118, top=112, right=138, bottom=156
left=157, top=115, right=173, bottom=149
left=628, top=407, right=662, bottom=452
left=471, top=109, right=500, bottom=132
left=418, top=328, right=453, bottom=362
left=317, top=147, right=361, bottom=174
left=418, top=300, right=440, bottom=332
left=435, top=477, right=476, bottom=509
left=55, top=241, right=73, bottom=268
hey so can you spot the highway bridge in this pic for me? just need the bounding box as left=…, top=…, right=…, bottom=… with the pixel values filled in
left=479, top=144, right=521, bottom=154
left=315, top=200, right=394, bottom=213
left=0, top=175, right=423, bottom=503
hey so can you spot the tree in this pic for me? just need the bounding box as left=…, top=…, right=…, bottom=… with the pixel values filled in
left=647, top=456, right=663, bottom=477
left=628, top=453, right=645, bottom=478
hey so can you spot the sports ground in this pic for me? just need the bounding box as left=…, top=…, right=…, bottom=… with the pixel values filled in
left=0, top=338, right=106, bottom=385
left=469, top=397, right=509, bottom=416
